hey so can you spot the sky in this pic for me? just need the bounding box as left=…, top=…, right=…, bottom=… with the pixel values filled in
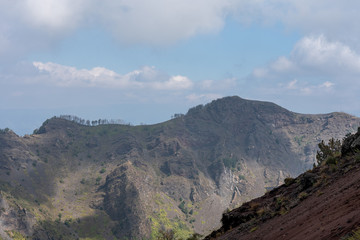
left=1, top=0, right=360, bottom=135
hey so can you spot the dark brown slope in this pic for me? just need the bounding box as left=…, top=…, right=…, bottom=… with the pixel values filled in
left=206, top=129, right=360, bottom=240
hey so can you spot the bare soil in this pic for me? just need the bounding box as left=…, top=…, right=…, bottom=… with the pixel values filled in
left=215, top=163, right=360, bottom=240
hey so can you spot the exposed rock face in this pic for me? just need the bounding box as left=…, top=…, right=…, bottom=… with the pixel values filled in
left=0, top=96, right=359, bottom=239
left=103, top=163, right=151, bottom=239
left=0, top=193, right=36, bottom=239
left=205, top=128, right=360, bottom=240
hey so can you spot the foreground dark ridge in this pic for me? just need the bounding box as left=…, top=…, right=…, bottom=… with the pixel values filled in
left=205, top=128, right=360, bottom=240
left=0, top=96, right=359, bottom=239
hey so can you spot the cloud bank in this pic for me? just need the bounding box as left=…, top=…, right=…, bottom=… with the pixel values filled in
left=2, top=0, right=360, bottom=62
left=0, top=0, right=232, bottom=62
left=252, top=35, right=360, bottom=82
left=244, top=35, right=360, bottom=115
left=33, top=62, right=193, bottom=90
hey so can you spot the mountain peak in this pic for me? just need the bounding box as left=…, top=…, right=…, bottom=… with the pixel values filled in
left=0, top=96, right=359, bottom=239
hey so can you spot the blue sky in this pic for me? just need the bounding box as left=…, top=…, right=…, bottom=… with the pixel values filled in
left=1, top=0, right=360, bottom=135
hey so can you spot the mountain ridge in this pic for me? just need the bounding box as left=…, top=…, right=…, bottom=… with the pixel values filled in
left=0, top=96, right=359, bottom=239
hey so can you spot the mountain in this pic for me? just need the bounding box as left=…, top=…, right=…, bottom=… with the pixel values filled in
left=0, top=96, right=359, bottom=239
left=205, top=127, right=360, bottom=240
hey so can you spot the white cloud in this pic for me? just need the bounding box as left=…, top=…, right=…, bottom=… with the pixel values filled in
left=270, top=56, right=294, bottom=72
left=0, top=1, right=80, bottom=62
left=234, top=0, right=360, bottom=49
left=23, top=0, right=84, bottom=30
left=95, top=0, right=231, bottom=45
left=2, top=0, right=360, bottom=62
left=245, top=34, right=360, bottom=106
left=253, top=35, right=360, bottom=79
left=239, top=33, right=360, bottom=116
left=153, top=76, right=193, bottom=90
left=281, top=79, right=335, bottom=96
left=32, top=61, right=193, bottom=91
left=0, top=0, right=232, bottom=58
left=292, top=35, right=360, bottom=73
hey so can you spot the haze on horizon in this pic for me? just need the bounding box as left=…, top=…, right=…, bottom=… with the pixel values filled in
left=1, top=0, right=360, bottom=135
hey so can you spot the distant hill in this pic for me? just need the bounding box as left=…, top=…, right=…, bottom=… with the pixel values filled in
left=0, top=96, right=359, bottom=239
left=205, top=127, right=360, bottom=240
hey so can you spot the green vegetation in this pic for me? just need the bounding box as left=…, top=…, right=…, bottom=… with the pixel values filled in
left=316, top=138, right=341, bottom=165
left=149, top=209, right=192, bottom=240
left=342, top=227, right=360, bottom=240
left=238, top=174, right=246, bottom=180
left=5, top=230, right=26, bottom=240
left=64, top=218, right=72, bottom=227
left=95, top=176, right=101, bottom=185
left=0, top=128, right=10, bottom=134
left=297, top=192, right=308, bottom=200
left=284, top=177, right=295, bottom=186
left=157, top=229, right=202, bottom=240
left=222, top=157, right=237, bottom=169
left=178, top=201, right=188, bottom=214
left=158, top=228, right=175, bottom=240
left=150, top=194, right=196, bottom=240
left=249, top=226, right=258, bottom=232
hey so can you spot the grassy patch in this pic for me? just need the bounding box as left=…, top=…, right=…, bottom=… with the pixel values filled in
left=150, top=194, right=193, bottom=240
left=284, top=177, right=295, bottom=186
left=298, top=192, right=308, bottom=200
left=342, top=227, right=360, bottom=240
left=5, top=230, right=26, bottom=240
left=149, top=209, right=192, bottom=240
left=249, top=226, right=258, bottom=232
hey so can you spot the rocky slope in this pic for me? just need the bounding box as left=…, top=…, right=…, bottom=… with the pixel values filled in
left=205, top=127, right=360, bottom=240
left=0, top=96, right=359, bottom=239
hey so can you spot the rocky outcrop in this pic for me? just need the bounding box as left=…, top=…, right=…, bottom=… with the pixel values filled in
left=206, top=131, right=360, bottom=240
left=342, top=127, right=360, bottom=156
left=0, top=193, right=36, bottom=239
left=103, top=163, right=151, bottom=239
